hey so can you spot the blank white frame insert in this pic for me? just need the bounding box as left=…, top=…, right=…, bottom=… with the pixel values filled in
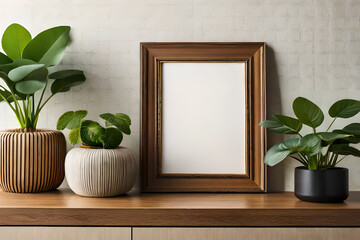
left=161, top=62, right=246, bottom=174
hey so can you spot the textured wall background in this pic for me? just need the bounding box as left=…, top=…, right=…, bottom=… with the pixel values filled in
left=0, top=0, right=359, bottom=192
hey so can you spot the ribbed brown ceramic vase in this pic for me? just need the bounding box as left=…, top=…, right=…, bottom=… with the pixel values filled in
left=0, top=129, right=66, bottom=193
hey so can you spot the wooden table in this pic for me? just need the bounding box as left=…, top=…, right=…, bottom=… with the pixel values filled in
left=0, top=189, right=359, bottom=227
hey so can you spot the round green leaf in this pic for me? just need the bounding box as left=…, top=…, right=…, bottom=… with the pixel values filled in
left=293, top=97, right=324, bottom=128
left=50, top=73, right=86, bottom=94
left=264, top=138, right=301, bottom=166
left=100, top=113, right=131, bottom=135
left=1, top=23, right=31, bottom=60
left=8, top=64, right=45, bottom=82
left=57, top=110, right=88, bottom=130
left=80, top=120, right=105, bottom=147
left=22, top=26, right=70, bottom=66
left=329, top=99, right=360, bottom=119
left=57, top=111, right=74, bottom=130
left=259, top=114, right=302, bottom=134
left=99, top=128, right=123, bottom=149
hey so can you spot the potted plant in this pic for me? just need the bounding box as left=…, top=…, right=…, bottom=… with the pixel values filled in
left=57, top=110, right=136, bottom=197
left=260, top=97, right=360, bottom=202
left=0, top=23, right=86, bottom=193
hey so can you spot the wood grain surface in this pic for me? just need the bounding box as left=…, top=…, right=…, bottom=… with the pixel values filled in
left=0, top=190, right=359, bottom=226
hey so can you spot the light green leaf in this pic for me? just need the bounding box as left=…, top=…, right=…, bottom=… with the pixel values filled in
left=299, top=133, right=322, bottom=156
left=293, top=97, right=324, bottom=128
left=15, top=79, right=46, bottom=95
left=50, top=73, right=86, bottom=94
left=259, top=114, right=302, bottom=134
left=57, top=110, right=88, bottom=130
left=57, top=111, right=74, bottom=130
left=13, top=67, right=48, bottom=94
left=0, top=52, right=12, bottom=64
left=329, top=99, right=360, bottom=119
left=69, top=128, right=81, bottom=145
left=99, top=128, right=123, bottom=149
left=22, top=26, right=70, bottom=66
left=8, top=64, right=45, bottom=82
left=80, top=120, right=105, bottom=147
left=100, top=113, right=131, bottom=135
left=264, top=138, right=301, bottom=166
left=1, top=23, right=31, bottom=60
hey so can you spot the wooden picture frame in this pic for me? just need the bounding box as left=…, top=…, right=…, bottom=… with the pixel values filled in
left=141, top=42, right=266, bottom=192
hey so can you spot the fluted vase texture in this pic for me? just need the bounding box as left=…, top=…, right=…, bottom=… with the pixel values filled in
left=0, top=129, right=66, bottom=193
left=65, top=147, right=137, bottom=197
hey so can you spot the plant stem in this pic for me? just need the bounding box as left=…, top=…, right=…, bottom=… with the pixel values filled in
left=313, top=127, right=317, bottom=133
left=326, top=117, right=337, bottom=132
left=336, top=155, right=346, bottom=165
left=291, top=156, right=307, bottom=166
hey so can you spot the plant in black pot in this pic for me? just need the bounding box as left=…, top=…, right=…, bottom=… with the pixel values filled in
left=260, top=97, right=360, bottom=202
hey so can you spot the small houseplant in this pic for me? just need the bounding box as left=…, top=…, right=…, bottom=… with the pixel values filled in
left=57, top=110, right=136, bottom=197
left=0, top=23, right=86, bottom=193
left=260, top=97, right=360, bottom=202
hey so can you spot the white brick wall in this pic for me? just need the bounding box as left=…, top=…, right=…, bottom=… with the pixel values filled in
left=0, top=0, right=359, bottom=192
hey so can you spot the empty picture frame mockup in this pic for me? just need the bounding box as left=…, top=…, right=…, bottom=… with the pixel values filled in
left=140, top=42, right=266, bottom=192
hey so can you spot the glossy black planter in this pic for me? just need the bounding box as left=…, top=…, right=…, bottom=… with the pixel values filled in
left=294, top=167, right=349, bottom=203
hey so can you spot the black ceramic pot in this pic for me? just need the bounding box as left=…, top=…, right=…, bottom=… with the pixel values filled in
left=294, top=167, right=349, bottom=203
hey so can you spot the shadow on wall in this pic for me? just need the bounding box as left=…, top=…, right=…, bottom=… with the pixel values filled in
left=266, top=45, right=286, bottom=192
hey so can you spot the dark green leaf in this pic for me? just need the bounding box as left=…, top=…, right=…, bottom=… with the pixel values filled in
left=264, top=138, right=301, bottom=166
left=0, top=52, right=12, bottom=64
left=293, top=97, right=324, bottom=128
left=343, top=123, right=360, bottom=135
left=100, top=113, right=131, bottom=135
left=316, top=132, right=350, bottom=143
left=50, top=73, right=86, bottom=94
left=0, top=88, right=18, bottom=103
left=329, top=144, right=360, bottom=157
left=49, top=70, right=83, bottom=79
left=329, top=99, right=360, bottom=118
left=69, top=128, right=81, bottom=145
left=259, top=114, right=302, bottom=134
left=22, top=26, right=70, bottom=66
left=99, top=128, right=123, bottom=149
left=80, top=120, right=105, bottom=147
left=8, top=64, right=45, bottom=82
left=333, top=130, right=360, bottom=144
left=1, top=23, right=31, bottom=60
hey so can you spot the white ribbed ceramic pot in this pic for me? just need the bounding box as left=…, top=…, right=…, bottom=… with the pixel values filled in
left=65, top=146, right=137, bottom=197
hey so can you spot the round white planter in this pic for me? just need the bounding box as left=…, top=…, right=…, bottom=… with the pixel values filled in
left=65, top=147, right=137, bottom=197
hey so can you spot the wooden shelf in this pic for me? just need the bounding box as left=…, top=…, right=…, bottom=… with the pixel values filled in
left=0, top=189, right=359, bottom=227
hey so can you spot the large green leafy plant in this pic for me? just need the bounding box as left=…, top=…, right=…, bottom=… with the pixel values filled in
left=260, top=97, right=360, bottom=170
left=57, top=111, right=131, bottom=149
left=0, top=23, right=86, bottom=130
